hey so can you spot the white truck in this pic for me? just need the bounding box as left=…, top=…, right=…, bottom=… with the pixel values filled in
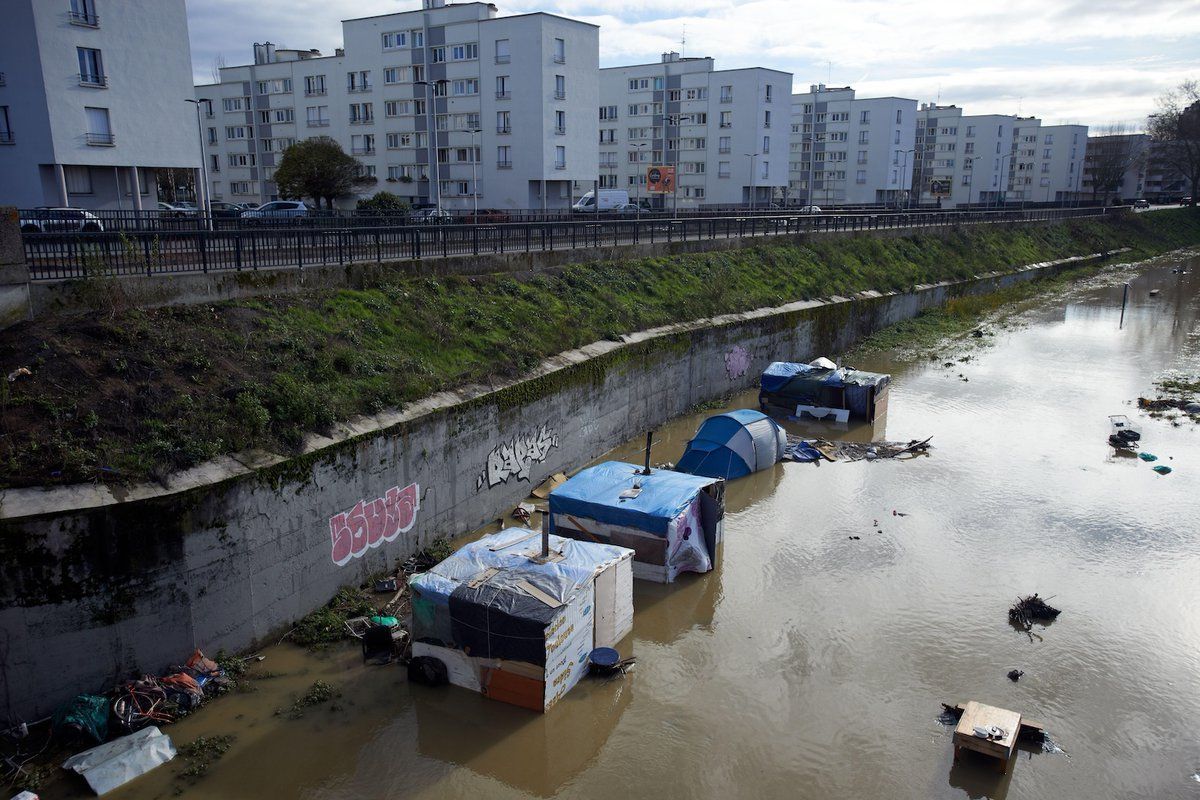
left=571, top=190, right=630, bottom=213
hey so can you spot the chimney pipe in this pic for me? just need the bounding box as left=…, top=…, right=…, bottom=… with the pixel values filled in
left=643, top=431, right=654, bottom=475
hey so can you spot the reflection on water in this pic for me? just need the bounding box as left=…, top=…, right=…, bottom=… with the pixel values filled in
left=89, top=251, right=1200, bottom=800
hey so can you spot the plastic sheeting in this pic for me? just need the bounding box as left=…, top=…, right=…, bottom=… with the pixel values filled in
left=61, top=726, right=176, bottom=796
left=759, top=360, right=890, bottom=419
left=548, top=461, right=722, bottom=536
left=676, top=409, right=786, bottom=479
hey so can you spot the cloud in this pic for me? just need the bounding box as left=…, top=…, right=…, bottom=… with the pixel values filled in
left=186, top=0, right=1200, bottom=126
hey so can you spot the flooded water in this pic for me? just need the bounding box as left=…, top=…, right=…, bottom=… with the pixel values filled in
left=64, top=251, right=1200, bottom=800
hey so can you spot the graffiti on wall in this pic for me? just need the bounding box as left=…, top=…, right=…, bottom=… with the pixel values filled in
left=476, top=425, right=559, bottom=490
left=725, top=345, right=751, bottom=380
left=329, top=483, right=420, bottom=566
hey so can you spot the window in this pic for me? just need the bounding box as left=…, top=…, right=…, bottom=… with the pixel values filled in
left=653, top=77, right=664, bottom=91
left=859, top=110, right=870, bottom=124
left=230, top=181, right=256, bottom=196
left=209, top=153, right=220, bottom=173
left=256, top=78, right=291, bottom=95
left=962, top=174, right=973, bottom=186
left=763, top=135, right=770, bottom=154
left=691, top=112, right=707, bottom=125
left=496, top=75, right=510, bottom=99
left=494, top=39, right=512, bottom=64
left=384, top=68, right=399, bottom=85
left=349, top=103, right=373, bottom=124
left=207, top=127, right=217, bottom=144
left=385, top=100, right=408, bottom=117
left=411, top=30, right=424, bottom=47
left=497, top=110, right=511, bottom=133
left=599, top=128, right=615, bottom=143
left=893, top=130, right=900, bottom=145
left=964, top=142, right=975, bottom=154
left=64, top=165, right=92, bottom=194
left=77, top=48, right=105, bottom=86
left=430, top=46, right=446, bottom=63
left=347, top=71, right=370, bottom=92
left=222, top=97, right=245, bottom=113
left=857, top=170, right=867, bottom=184
left=628, top=78, right=649, bottom=91
left=555, top=110, right=566, bottom=134
left=764, top=110, right=771, bottom=128
left=451, top=43, right=478, bottom=61
left=413, top=99, right=426, bottom=115
left=382, top=31, right=407, bottom=49
left=228, top=153, right=255, bottom=167
left=225, top=125, right=248, bottom=139
left=497, top=145, right=512, bottom=168
left=306, top=106, right=329, bottom=127
left=84, top=106, right=112, bottom=144
left=70, top=0, right=99, bottom=25
left=1041, top=162, right=1050, bottom=173
left=1043, top=148, right=1052, bottom=159
left=831, top=111, right=849, bottom=122
left=554, top=145, right=565, bottom=169
left=718, top=136, right=731, bottom=154
left=668, top=89, right=681, bottom=102
left=433, top=81, right=447, bottom=97
left=451, top=79, right=479, bottom=96
left=305, top=75, right=326, bottom=96
left=599, top=105, right=617, bottom=120
left=718, top=161, right=730, bottom=178
left=858, top=130, right=869, bottom=144
left=554, top=38, right=565, bottom=63
left=555, top=75, right=566, bottom=100
left=351, top=134, right=374, bottom=155
left=895, top=109, right=902, bottom=125
left=1044, top=133, right=1054, bottom=144
left=273, top=108, right=294, bottom=123
left=719, top=111, right=732, bottom=128
left=386, top=132, right=412, bottom=149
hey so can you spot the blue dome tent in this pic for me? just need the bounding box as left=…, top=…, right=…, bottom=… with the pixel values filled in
left=675, top=409, right=787, bottom=479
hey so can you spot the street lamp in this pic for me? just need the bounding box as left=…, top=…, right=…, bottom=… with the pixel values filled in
left=632, top=142, right=648, bottom=221
left=898, top=148, right=915, bottom=209
left=963, top=155, right=982, bottom=207
left=185, top=98, right=212, bottom=228
left=457, top=127, right=482, bottom=218
left=745, top=152, right=759, bottom=211
left=803, top=133, right=819, bottom=214
left=415, top=80, right=443, bottom=210
left=665, top=113, right=694, bottom=219
left=996, top=151, right=1014, bottom=209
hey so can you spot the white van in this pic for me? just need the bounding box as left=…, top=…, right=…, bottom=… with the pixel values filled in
left=572, top=190, right=630, bottom=213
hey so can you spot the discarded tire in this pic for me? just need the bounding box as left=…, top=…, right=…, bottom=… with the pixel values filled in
left=407, top=656, right=449, bottom=687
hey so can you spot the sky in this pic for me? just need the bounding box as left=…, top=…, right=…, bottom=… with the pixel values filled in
left=186, top=0, right=1200, bottom=129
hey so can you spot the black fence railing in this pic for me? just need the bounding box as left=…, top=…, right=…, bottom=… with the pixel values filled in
left=21, top=207, right=1110, bottom=281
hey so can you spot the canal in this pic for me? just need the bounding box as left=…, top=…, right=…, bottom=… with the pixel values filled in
left=76, top=250, right=1200, bottom=800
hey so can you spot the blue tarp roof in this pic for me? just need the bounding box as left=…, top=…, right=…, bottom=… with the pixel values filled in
left=760, top=361, right=889, bottom=393
left=548, top=461, right=719, bottom=537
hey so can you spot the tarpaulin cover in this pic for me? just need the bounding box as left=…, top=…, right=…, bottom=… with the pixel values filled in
left=409, top=529, right=629, bottom=661
left=548, top=461, right=721, bottom=537
left=62, top=726, right=176, bottom=795
left=759, top=361, right=889, bottom=413
left=52, top=694, right=109, bottom=744
left=676, top=409, right=787, bottom=479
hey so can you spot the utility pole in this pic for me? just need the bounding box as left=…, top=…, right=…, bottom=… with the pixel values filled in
left=745, top=152, right=758, bottom=211
left=416, top=80, right=442, bottom=210
left=459, top=127, right=482, bottom=217
left=185, top=98, right=212, bottom=229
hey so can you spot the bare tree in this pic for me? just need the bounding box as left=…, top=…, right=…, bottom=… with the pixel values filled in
left=1148, top=80, right=1200, bottom=205
left=1086, top=123, right=1143, bottom=204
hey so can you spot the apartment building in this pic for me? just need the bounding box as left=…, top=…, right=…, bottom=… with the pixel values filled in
left=1082, top=133, right=1149, bottom=203
left=597, top=54, right=791, bottom=208
left=0, top=0, right=200, bottom=209
left=195, top=0, right=599, bottom=210
left=787, top=85, right=917, bottom=207
left=914, top=104, right=1086, bottom=207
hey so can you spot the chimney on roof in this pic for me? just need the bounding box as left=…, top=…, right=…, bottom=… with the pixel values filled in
left=662, top=51, right=680, bottom=63
left=335, top=47, right=344, bottom=57
left=265, top=42, right=276, bottom=63
left=423, top=0, right=446, bottom=7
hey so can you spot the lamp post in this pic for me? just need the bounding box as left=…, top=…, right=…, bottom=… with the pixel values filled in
left=666, top=114, right=694, bottom=219
left=996, top=151, right=1014, bottom=209
left=632, top=142, right=648, bottom=221
left=415, top=80, right=443, bottom=210
left=898, top=148, right=915, bottom=209
left=805, top=133, right=818, bottom=213
left=745, top=152, right=759, bottom=211
left=963, top=155, right=981, bottom=207
left=458, top=127, right=482, bottom=218
left=185, top=98, right=212, bottom=228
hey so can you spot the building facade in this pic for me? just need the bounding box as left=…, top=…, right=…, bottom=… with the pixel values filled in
left=0, top=0, right=200, bottom=209
left=914, top=104, right=1086, bottom=207
left=787, top=85, right=917, bottom=207
left=597, top=54, right=791, bottom=209
left=195, top=0, right=599, bottom=210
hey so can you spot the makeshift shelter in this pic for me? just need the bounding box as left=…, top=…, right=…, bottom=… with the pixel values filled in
left=675, top=409, right=787, bottom=479
left=759, top=359, right=890, bottom=423
left=408, top=528, right=634, bottom=712
left=548, top=461, right=725, bottom=583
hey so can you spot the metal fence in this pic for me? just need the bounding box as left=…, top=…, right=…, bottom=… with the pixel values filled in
left=22, top=206, right=1111, bottom=281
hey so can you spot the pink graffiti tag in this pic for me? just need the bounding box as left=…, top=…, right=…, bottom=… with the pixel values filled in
left=725, top=345, right=751, bottom=380
left=329, top=482, right=420, bottom=566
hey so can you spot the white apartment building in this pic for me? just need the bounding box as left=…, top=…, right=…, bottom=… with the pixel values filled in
left=0, top=0, right=200, bottom=209
left=787, top=85, right=917, bottom=207
left=597, top=54, right=791, bottom=209
left=1082, top=133, right=1150, bottom=203
left=914, top=104, right=1087, bottom=207
left=195, top=0, right=599, bottom=210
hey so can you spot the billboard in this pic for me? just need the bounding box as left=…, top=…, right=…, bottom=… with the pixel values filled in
left=646, top=165, right=675, bottom=194
left=930, top=177, right=953, bottom=197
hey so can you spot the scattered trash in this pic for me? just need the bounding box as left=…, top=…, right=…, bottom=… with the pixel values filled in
left=61, top=726, right=176, bottom=796
left=848, top=535, right=861, bottom=540
left=1009, top=594, right=1061, bottom=629
left=52, top=695, right=109, bottom=746
left=512, top=504, right=533, bottom=525
left=1007, top=669, right=1024, bottom=682
left=588, top=647, right=635, bottom=678
left=1108, top=415, right=1142, bottom=449
left=1138, top=452, right=1158, bottom=461
left=529, top=472, right=567, bottom=500
left=1153, top=465, right=1173, bottom=475
left=374, top=577, right=398, bottom=593
left=785, top=436, right=932, bottom=463
left=784, top=440, right=824, bottom=463
left=6, top=367, right=31, bottom=383
left=892, top=510, right=908, bottom=517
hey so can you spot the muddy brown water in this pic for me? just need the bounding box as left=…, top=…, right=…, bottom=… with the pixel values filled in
left=51, top=251, right=1200, bottom=800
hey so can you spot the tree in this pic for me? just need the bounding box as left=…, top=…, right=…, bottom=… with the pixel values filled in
left=273, top=137, right=368, bottom=209
left=1148, top=80, right=1200, bottom=205
left=1085, top=123, right=1144, bottom=204
left=356, top=191, right=410, bottom=216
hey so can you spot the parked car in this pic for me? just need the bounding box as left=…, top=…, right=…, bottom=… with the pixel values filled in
left=407, top=207, right=454, bottom=224
left=240, top=200, right=312, bottom=223
left=463, top=208, right=511, bottom=224
left=19, top=207, right=104, bottom=233
left=1182, top=196, right=1194, bottom=206
left=157, top=201, right=197, bottom=218
left=209, top=201, right=248, bottom=218
left=1133, top=199, right=1150, bottom=209
left=798, top=205, right=823, bottom=214
left=572, top=190, right=631, bottom=213
left=606, top=203, right=644, bottom=217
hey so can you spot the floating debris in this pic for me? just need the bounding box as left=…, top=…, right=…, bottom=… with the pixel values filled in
left=1009, top=594, right=1061, bottom=628
left=1008, top=669, right=1024, bottom=682
left=784, top=436, right=932, bottom=463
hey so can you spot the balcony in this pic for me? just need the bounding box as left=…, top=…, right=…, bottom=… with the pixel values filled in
left=85, top=132, right=115, bottom=146
left=497, top=160, right=512, bottom=169
left=495, top=55, right=510, bottom=64
left=495, top=91, right=511, bottom=100
left=351, top=147, right=376, bottom=156
left=349, top=117, right=374, bottom=125
left=718, top=147, right=731, bottom=154
left=305, top=88, right=326, bottom=97
left=496, top=125, right=510, bottom=135
left=307, top=119, right=330, bottom=127
left=69, top=10, right=99, bottom=26
left=78, top=73, right=107, bottom=88
left=0, top=131, right=13, bottom=145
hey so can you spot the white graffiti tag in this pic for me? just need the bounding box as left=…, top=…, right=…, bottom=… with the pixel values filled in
left=477, top=425, right=559, bottom=490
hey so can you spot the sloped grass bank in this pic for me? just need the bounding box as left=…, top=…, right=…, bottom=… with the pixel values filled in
left=2, top=210, right=1198, bottom=488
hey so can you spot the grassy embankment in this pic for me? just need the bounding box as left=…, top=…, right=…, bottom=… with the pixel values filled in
left=2, top=209, right=1199, bottom=489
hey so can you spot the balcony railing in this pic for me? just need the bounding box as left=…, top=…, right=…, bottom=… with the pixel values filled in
left=496, top=125, right=511, bottom=135
left=85, top=132, right=115, bottom=146
left=349, top=117, right=374, bottom=125
left=0, top=131, right=14, bottom=145
left=351, top=147, right=375, bottom=155
left=69, top=10, right=99, bottom=26
left=496, top=91, right=510, bottom=100
left=347, top=84, right=372, bottom=93
left=495, top=55, right=511, bottom=64
left=78, top=73, right=107, bottom=88
left=305, top=88, right=326, bottom=96
left=307, top=119, right=330, bottom=127
left=554, top=91, right=566, bottom=100
left=497, top=160, right=512, bottom=169
left=554, top=162, right=566, bottom=170
left=553, top=55, right=565, bottom=64
left=554, top=127, right=566, bottom=135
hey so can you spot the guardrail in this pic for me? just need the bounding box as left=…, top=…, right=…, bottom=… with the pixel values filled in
left=22, top=207, right=1110, bottom=281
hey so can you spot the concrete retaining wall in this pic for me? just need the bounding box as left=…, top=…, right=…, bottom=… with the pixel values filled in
left=0, top=250, right=1109, bottom=721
